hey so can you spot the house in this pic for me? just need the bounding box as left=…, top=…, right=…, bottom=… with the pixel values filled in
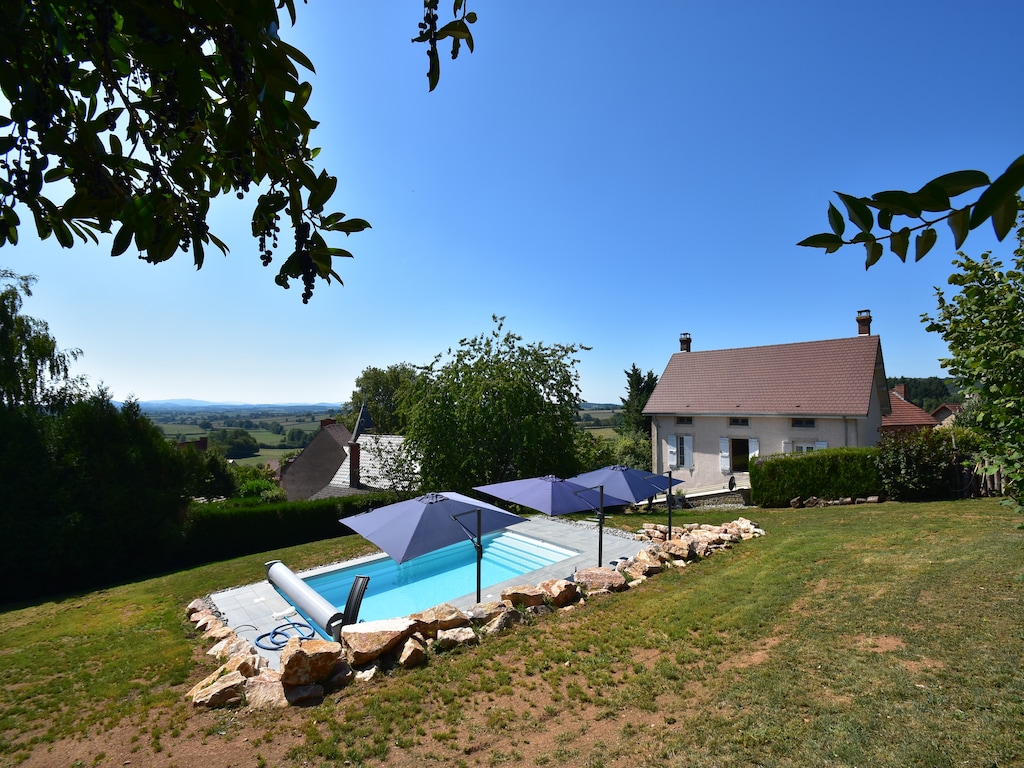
left=880, top=385, right=939, bottom=433
left=931, top=402, right=964, bottom=426
left=643, top=310, right=891, bottom=491
left=279, top=420, right=354, bottom=501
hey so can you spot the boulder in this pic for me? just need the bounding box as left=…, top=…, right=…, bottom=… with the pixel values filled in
left=397, top=635, right=428, bottom=668
left=342, top=618, right=417, bottom=666
left=284, top=683, right=324, bottom=706
left=280, top=637, right=343, bottom=686
left=192, top=670, right=246, bottom=708
left=480, top=607, right=523, bottom=636
left=538, top=578, right=579, bottom=608
left=245, top=670, right=289, bottom=710
left=186, top=598, right=208, bottom=618
left=465, top=601, right=507, bottom=622
left=207, top=635, right=252, bottom=660
left=434, top=626, right=478, bottom=651
left=501, top=584, right=546, bottom=608
left=204, top=624, right=235, bottom=642
left=325, top=659, right=355, bottom=690
left=573, top=567, right=628, bottom=593
left=409, top=603, right=470, bottom=637
left=662, top=537, right=694, bottom=560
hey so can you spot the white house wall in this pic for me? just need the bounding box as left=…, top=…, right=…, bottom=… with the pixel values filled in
left=651, top=412, right=881, bottom=491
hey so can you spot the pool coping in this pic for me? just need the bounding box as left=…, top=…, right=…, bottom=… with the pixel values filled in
left=208, top=515, right=648, bottom=669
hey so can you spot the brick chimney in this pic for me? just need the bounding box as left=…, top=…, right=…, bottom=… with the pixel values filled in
left=348, top=441, right=361, bottom=489
left=894, top=383, right=907, bottom=400
left=856, top=309, right=872, bottom=336
left=679, top=333, right=692, bottom=352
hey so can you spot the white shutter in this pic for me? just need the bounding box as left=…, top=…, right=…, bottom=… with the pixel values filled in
left=667, top=435, right=678, bottom=467
left=683, top=435, right=694, bottom=469
left=748, top=438, right=759, bottom=459
left=814, top=440, right=828, bottom=450
left=782, top=440, right=793, bottom=453
left=719, top=437, right=730, bottom=473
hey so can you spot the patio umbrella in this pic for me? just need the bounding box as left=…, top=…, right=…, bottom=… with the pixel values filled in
left=569, top=464, right=683, bottom=505
left=570, top=464, right=686, bottom=546
left=341, top=491, right=525, bottom=602
left=473, top=475, right=631, bottom=566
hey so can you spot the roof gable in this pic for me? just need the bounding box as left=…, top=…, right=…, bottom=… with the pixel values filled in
left=882, top=392, right=940, bottom=429
left=643, top=335, right=887, bottom=417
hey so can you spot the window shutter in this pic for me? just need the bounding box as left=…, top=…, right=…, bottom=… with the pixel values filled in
left=748, top=438, right=759, bottom=458
left=683, top=435, right=694, bottom=469
left=719, top=437, right=730, bottom=473
left=667, top=435, right=678, bottom=467
left=782, top=440, right=793, bottom=453
left=814, top=440, right=828, bottom=450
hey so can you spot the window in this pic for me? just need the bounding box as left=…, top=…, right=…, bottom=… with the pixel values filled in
left=676, top=416, right=693, bottom=425
left=791, top=418, right=816, bottom=428
left=720, top=436, right=759, bottom=472
left=729, top=417, right=749, bottom=427
left=668, top=434, right=693, bottom=469
left=794, top=441, right=828, bottom=453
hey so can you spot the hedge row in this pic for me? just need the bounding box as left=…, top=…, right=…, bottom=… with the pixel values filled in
left=182, top=491, right=400, bottom=563
left=750, top=447, right=881, bottom=508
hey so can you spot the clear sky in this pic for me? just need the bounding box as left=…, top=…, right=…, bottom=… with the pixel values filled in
left=4, top=1, right=1023, bottom=405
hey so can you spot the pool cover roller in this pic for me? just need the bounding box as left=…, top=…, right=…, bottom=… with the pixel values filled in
left=265, top=560, right=346, bottom=642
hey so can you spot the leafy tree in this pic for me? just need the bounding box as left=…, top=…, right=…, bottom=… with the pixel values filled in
left=617, top=364, right=658, bottom=436
left=2, top=1, right=477, bottom=300
left=886, top=376, right=961, bottom=414
left=347, top=363, right=418, bottom=435
left=799, top=155, right=1024, bottom=268
left=208, top=427, right=259, bottom=458
left=574, top=430, right=617, bottom=474
left=405, top=317, right=587, bottom=491
left=0, top=270, right=84, bottom=407
left=923, top=208, right=1024, bottom=513
left=613, top=429, right=654, bottom=471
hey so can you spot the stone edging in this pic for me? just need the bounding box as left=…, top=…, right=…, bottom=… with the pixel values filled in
left=184, top=517, right=766, bottom=709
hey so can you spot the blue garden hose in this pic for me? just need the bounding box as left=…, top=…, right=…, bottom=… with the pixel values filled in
left=255, top=619, right=316, bottom=650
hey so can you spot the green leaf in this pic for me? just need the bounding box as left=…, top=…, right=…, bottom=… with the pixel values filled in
left=797, top=233, right=844, bottom=253
left=332, top=217, right=371, bottom=234
left=307, top=171, right=337, bottom=214
left=870, top=190, right=922, bottom=217
left=947, top=206, right=970, bottom=249
left=926, top=169, right=990, bottom=197
left=111, top=224, right=134, bottom=257
left=864, top=240, right=883, bottom=268
left=990, top=194, right=1018, bottom=241
left=877, top=208, right=893, bottom=230
left=889, top=227, right=910, bottom=262
left=277, top=40, right=316, bottom=73
left=909, top=181, right=950, bottom=213
left=915, top=228, right=937, bottom=261
left=837, top=192, right=874, bottom=233
left=0, top=136, right=17, bottom=154
left=827, top=202, right=845, bottom=236
left=970, top=153, right=1024, bottom=231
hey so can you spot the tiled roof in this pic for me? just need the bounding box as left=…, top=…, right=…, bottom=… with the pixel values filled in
left=882, top=392, right=940, bottom=429
left=643, top=335, right=887, bottom=417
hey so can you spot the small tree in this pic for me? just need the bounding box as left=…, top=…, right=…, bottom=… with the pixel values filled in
left=347, top=363, right=418, bottom=435
left=923, top=205, right=1024, bottom=513
left=406, top=317, right=587, bottom=491
left=617, top=364, right=658, bottom=436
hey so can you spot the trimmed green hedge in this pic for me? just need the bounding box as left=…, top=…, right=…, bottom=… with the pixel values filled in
left=750, top=447, right=881, bottom=508
left=182, top=492, right=401, bottom=563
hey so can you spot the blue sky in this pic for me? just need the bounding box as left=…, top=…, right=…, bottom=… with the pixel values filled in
left=4, top=1, right=1023, bottom=405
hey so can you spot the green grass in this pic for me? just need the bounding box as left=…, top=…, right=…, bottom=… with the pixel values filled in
left=2, top=499, right=1022, bottom=767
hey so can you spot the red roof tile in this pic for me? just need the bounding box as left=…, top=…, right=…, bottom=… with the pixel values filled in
left=643, top=335, right=887, bottom=417
left=882, top=392, right=940, bottom=429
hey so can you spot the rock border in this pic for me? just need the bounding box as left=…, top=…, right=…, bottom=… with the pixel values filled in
left=184, top=517, right=766, bottom=709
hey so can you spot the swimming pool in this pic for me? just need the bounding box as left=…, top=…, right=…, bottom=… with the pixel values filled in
left=277, top=530, right=577, bottom=630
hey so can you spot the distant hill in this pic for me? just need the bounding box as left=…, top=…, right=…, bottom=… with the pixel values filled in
left=137, top=399, right=342, bottom=411
left=580, top=402, right=619, bottom=410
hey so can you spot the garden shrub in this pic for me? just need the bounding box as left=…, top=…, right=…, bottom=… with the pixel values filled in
left=750, top=447, right=880, bottom=508
left=875, top=427, right=980, bottom=501
left=182, top=492, right=397, bottom=563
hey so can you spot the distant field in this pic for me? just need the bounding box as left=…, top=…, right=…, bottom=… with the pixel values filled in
left=584, top=426, right=618, bottom=439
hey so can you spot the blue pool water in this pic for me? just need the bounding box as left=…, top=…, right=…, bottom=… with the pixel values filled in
left=279, top=530, right=577, bottom=629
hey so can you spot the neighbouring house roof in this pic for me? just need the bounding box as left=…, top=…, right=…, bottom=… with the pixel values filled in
left=931, top=402, right=964, bottom=425
left=881, top=391, right=940, bottom=430
left=280, top=422, right=354, bottom=501
left=312, top=433, right=419, bottom=500
left=643, top=335, right=890, bottom=417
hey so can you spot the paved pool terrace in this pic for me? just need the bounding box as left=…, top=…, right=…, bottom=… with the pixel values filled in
left=208, top=515, right=649, bottom=669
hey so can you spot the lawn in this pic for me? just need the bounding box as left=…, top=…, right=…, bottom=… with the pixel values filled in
left=1, top=498, right=1021, bottom=767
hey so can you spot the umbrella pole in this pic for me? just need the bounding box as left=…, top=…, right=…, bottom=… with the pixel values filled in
left=598, top=485, right=604, bottom=567
left=667, top=469, right=673, bottom=542
left=475, top=508, right=482, bottom=604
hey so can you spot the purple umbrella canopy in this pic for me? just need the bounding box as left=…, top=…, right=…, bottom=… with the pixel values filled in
left=569, top=465, right=683, bottom=505
left=341, top=491, right=525, bottom=564
left=473, top=475, right=631, bottom=516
